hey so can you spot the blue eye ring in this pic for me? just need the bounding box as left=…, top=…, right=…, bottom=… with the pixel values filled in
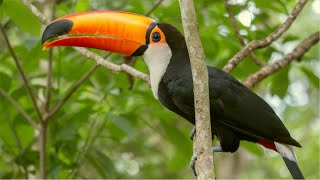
left=152, top=32, right=161, bottom=42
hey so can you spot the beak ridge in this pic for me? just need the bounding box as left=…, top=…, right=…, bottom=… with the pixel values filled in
left=41, top=19, right=74, bottom=44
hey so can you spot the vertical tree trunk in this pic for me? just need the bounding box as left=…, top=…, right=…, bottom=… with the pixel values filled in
left=178, top=0, right=215, bottom=179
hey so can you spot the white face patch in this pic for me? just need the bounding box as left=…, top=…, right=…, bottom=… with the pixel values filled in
left=143, top=43, right=172, bottom=99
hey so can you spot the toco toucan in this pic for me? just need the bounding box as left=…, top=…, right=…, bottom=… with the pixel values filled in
left=41, top=11, right=304, bottom=179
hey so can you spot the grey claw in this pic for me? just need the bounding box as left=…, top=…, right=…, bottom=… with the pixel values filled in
left=189, top=152, right=198, bottom=176
left=212, top=146, right=223, bottom=152
left=190, top=126, right=196, bottom=141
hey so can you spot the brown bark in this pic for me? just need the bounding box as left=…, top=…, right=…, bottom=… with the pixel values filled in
left=244, top=32, right=319, bottom=88
left=178, top=0, right=214, bottom=179
left=223, top=0, right=308, bottom=73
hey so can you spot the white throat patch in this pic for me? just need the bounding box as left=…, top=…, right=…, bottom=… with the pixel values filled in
left=143, top=43, right=172, bottom=99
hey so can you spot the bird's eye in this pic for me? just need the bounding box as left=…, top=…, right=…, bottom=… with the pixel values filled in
left=152, top=32, right=161, bottom=42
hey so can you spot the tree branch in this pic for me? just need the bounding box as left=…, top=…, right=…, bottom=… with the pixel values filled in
left=145, top=0, right=164, bottom=16
left=0, top=88, right=38, bottom=128
left=178, top=0, right=214, bottom=179
left=39, top=2, right=57, bottom=178
left=73, top=47, right=150, bottom=85
left=223, top=0, right=308, bottom=72
left=0, top=25, right=43, bottom=122
left=44, top=1, right=56, bottom=112
left=244, top=31, right=319, bottom=88
left=223, top=0, right=265, bottom=67
left=20, top=0, right=49, bottom=24
left=39, top=121, right=48, bottom=179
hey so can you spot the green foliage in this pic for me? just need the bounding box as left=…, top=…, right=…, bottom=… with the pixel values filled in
left=270, top=65, right=290, bottom=98
left=0, top=0, right=319, bottom=179
left=2, top=0, right=41, bottom=35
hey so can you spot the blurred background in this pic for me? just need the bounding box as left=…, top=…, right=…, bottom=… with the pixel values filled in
left=0, top=0, right=319, bottom=178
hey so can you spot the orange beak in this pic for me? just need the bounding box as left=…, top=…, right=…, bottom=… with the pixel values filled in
left=42, top=11, right=158, bottom=56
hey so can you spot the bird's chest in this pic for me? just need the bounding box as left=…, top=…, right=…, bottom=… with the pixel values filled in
left=157, top=75, right=196, bottom=123
left=157, top=78, right=175, bottom=108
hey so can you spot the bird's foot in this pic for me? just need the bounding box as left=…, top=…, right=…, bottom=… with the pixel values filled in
left=212, top=146, right=223, bottom=152
left=190, top=126, right=196, bottom=141
left=189, top=151, right=198, bottom=176
left=189, top=146, right=223, bottom=176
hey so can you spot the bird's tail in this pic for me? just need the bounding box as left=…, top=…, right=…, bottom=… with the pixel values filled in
left=275, top=142, right=304, bottom=179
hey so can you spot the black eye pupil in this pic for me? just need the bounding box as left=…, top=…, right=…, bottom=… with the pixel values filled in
left=152, top=32, right=161, bottom=42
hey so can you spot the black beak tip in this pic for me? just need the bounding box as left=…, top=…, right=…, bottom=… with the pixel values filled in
left=41, top=19, right=74, bottom=44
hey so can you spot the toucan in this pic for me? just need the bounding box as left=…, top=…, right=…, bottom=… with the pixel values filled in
left=41, top=11, right=304, bottom=179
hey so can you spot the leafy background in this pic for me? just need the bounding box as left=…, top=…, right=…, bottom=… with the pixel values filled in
left=0, top=0, right=319, bottom=179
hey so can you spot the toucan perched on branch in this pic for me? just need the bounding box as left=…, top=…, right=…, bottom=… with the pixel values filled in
left=42, top=11, right=304, bottom=179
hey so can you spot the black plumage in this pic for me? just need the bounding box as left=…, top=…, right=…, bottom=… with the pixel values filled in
left=157, top=23, right=301, bottom=152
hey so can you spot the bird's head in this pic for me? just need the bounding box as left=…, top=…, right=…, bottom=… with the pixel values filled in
left=41, top=11, right=178, bottom=57
left=42, top=11, right=186, bottom=99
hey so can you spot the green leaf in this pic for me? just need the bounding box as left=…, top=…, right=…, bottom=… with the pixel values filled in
left=74, top=0, right=89, bottom=12
left=54, top=109, right=91, bottom=142
left=55, top=121, right=81, bottom=142
left=301, top=67, right=319, bottom=89
left=167, top=152, right=187, bottom=172
left=12, top=114, right=35, bottom=148
left=0, top=114, right=19, bottom=154
left=15, top=149, right=39, bottom=167
left=282, top=35, right=300, bottom=43
left=0, top=72, right=11, bottom=91
left=85, top=149, right=115, bottom=178
left=2, top=0, right=41, bottom=35
left=160, top=119, right=191, bottom=172
left=108, top=112, right=134, bottom=136
left=270, top=65, right=290, bottom=98
left=0, top=0, right=4, bottom=20
left=241, top=141, right=264, bottom=156
left=47, top=153, right=66, bottom=179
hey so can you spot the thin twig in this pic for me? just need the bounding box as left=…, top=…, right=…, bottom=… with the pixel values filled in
left=0, top=25, right=43, bottom=122
left=145, top=0, right=164, bottom=16
left=44, top=2, right=56, bottom=112
left=73, top=47, right=150, bottom=85
left=3, top=110, right=29, bottom=179
left=244, top=31, right=319, bottom=88
left=44, top=49, right=53, bottom=112
left=223, top=0, right=265, bottom=67
left=20, top=0, right=49, bottom=24
left=44, top=65, right=99, bottom=121
left=37, top=2, right=57, bottom=179
left=223, top=0, right=308, bottom=72
left=0, top=88, right=38, bottom=128
left=5, top=111, right=23, bottom=150
left=39, top=122, right=48, bottom=179
left=69, top=118, right=98, bottom=177
left=70, top=115, right=108, bottom=178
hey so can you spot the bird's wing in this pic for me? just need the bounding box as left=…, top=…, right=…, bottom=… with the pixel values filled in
left=207, top=67, right=301, bottom=147
left=164, top=66, right=300, bottom=147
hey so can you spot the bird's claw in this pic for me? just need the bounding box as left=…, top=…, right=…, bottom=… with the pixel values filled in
left=189, top=151, right=198, bottom=176
left=212, top=146, right=223, bottom=152
left=189, top=147, right=223, bottom=176
left=190, top=126, right=196, bottom=141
